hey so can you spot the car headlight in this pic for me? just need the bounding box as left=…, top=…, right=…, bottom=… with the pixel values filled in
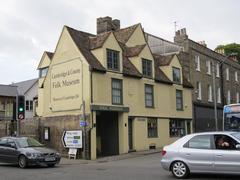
left=26, top=152, right=43, bottom=158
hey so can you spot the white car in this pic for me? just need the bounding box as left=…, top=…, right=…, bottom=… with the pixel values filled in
left=161, top=132, right=240, bottom=178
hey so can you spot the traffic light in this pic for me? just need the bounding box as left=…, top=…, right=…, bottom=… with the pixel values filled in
left=17, top=95, right=25, bottom=120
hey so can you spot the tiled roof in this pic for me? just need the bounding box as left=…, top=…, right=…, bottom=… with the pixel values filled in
left=12, top=78, right=38, bottom=95
left=89, top=32, right=111, bottom=50
left=66, top=26, right=106, bottom=72
left=46, top=51, right=54, bottom=59
left=114, top=24, right=139, bottom=44
left=154, top=54, right=174, bottom=66
left=123, top=44, right=146, bottom=57
left=0, top=85, right=18, bottom=97
left=153, top=55, right=173, bottom=84
left=123, top=56, right=142, bottom=78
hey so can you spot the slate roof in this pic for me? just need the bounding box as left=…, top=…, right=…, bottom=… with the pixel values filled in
left=154, top=54, right=174, bottom=66
left=12, top=78, right=38, bottom=95
left=89, top=32, right=111, bottom=50
left=66, top=26, right=106, bottom=72
left=123, top=44, right=146, bottom=57
left=0, top=85, right=18, bottom=97
left=114, top=24, right=139, bottom=44
left=123, top=56, right=142, bottom=78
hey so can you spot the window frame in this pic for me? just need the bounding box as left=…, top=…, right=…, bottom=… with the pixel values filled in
left=207, top=84, right=213, bottom=102
left=227, top=90, right=231, bottom=104
left=216, top=63, right=220, bottom=78
left=147, top=118, right=158, bottom=138
left=206, top=60, right=211, bottom=75
left=235, top=71, right=238, bottom=82
left=169, top=119, right=186, bottom=137
left=145, top=84, right=154, bottom=108
left=142, top=59, right=152, bottom=78
left=217, top=87, right=221, bottom=104
left=107, top=49, right=120, bottom=71
left=176, top=90, right=183, bottom=111
left=172, top=67, right=181, bottom=84
left=195, top=55, right=200, bottom=71
left=196, top=81, right=202, bottom=100
left=39, top=67, right=48, bottom=78
left=184, top=135, right=213, bottom=150
left=111, top=78, right=123, bottom=105
left=226, top=67, right=230, bottom=81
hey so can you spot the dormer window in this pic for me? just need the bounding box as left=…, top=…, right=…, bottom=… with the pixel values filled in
left=172, top=67, right=181, bottom=83
left=142, top=59, right=152, bottom=77
left=39, top=67, right=48, bottom=78
left=107, top=49, right=119, bottom=71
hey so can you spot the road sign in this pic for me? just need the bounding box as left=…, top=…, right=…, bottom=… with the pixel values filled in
left=62, top=130, right=82, bottom=148
left=18, top=114, right=24, bottom=120
left=80, top=121, right=88, bottom=127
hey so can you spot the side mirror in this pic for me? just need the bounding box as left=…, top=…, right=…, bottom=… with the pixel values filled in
left=236, top=144, right=240, bottom=149
left=7, top=143, right=16, bottom=149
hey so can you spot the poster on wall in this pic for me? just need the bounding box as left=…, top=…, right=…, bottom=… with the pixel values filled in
left=62, top=130, right=82, bottom=148
left=50, top=58, right=82, bottom=111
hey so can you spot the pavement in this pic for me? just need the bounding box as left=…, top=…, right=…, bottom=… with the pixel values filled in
left=60, top=148, right=161, bottom=165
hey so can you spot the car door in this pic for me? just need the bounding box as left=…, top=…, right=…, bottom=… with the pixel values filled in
left=214, top=134, right=240, bottom=173
left=0, top=138, right=10, bottom=163
left=5, top=139, right=19, bottom=163
left=180, top=134, right=215, bottom=172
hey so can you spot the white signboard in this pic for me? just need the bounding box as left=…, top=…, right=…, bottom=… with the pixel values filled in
left=50, top=59, right=82, bottom=111
left=62, top=130, right=82, bottom=148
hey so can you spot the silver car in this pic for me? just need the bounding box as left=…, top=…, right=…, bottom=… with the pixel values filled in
left=161, top=132, right=240, bottom=178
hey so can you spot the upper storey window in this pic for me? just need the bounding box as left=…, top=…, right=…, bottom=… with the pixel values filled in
left=142, top=59, right=152, bottom=78
left=172, top=67, right=181, bottom=83
left=39, top=67, right=48, bottom=78
left=107, top=49, right=119, bottom=71
left=195, top=55, right=200, bottom=71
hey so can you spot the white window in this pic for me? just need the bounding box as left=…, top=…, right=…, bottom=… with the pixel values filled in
left=216, top=63, right=220, bottom=78
left=195, top=55, right=200, bottom=71
left=196, top=81, right=202, bottom=100
left=206, top=60, right=211, bottom=75
left=235, top=71, right=238, bottom=82
left=207, top=84, right=212, bottom=102
left=217, top=87, right=221, bottom=103
left=236, top=92, right=239, bottom=103
left=226, top=68, right=229, bottom=81
left=227, top=90, right=231, bottom=104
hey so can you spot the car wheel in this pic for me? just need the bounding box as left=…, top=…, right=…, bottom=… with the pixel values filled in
left=18, top=155, right=27, bottom=168
left=171, top=161, right=189, bottom=179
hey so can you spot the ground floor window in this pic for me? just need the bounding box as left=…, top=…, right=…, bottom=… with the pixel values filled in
left=169, top=119, right=186, bottom=137
left=148, top=118, right=158, bottom=138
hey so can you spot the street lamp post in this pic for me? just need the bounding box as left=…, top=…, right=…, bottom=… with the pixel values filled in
left=212, top=62, right=218, bottom=131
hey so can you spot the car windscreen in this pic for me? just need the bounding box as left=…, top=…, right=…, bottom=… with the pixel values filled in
left=16, top=137, right=44, bottom=148
left=231, top=132, right=240, bottom=141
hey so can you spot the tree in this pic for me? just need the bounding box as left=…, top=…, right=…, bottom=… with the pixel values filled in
left=215, top=43, right=240, bottom=63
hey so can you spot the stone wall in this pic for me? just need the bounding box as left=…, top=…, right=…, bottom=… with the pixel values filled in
left=19, top=115, right=91, bottom=159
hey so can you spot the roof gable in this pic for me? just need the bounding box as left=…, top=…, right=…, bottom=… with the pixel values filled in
left=114, top=24, right=139, bottom=44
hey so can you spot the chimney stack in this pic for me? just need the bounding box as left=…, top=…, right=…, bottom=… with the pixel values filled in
left=97, top=16, right=120, bottom=34
left=174, top=28, right=188, bottom=44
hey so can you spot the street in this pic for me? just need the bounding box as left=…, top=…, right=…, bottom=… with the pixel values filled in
left=0, top=154, right=240, bottom=180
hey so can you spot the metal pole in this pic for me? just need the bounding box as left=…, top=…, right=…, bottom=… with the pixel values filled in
left=16, top=94, right=19, bottom=137
left=212, top=62, right=218, bottom=131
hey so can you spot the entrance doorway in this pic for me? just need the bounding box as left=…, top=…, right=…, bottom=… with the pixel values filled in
left=128, top=117, right=134, bottom=151
left=96, top=111, right=119, bottom=157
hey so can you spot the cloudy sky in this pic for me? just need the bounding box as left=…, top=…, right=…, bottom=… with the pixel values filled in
left=0, top=0, right=239, bottom=84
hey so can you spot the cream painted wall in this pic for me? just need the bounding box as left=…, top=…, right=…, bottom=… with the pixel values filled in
left=92, top=72, right=192, bottom=119
left=126, top=25, right=146, bottom=47
left=91, top=33, right=123, bottom=72
left=38, top=27, right=91, bottom=117
left=38, top=53, right=51, bottom=69
left=129, top=45, right=155, bottom=78
left=133, top=117, right=181, bottom=151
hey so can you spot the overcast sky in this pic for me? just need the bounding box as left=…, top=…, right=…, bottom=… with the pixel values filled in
left=0, top=0, right=239, bottom=84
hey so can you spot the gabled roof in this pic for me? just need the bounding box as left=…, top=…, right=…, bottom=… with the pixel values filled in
left=153, top=55, right=173, bottom=84
left=89, top=31, right=111, bottom=50
left=123, top=56, right=142, bottom=78
left=12, top=78, right=38, bottom=95
left=37, top=51, right=54, bottom=70
left=46, top=51, right=54, bottom=59
left=123, top=44, right=146, bottom=57
left=0, top=84, right=18, bottom=97
left=154, top=54, right=174, bottom=66
left=66, top=26, right=106, bottom=72
left=114, top=24, right=139, bottom=44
